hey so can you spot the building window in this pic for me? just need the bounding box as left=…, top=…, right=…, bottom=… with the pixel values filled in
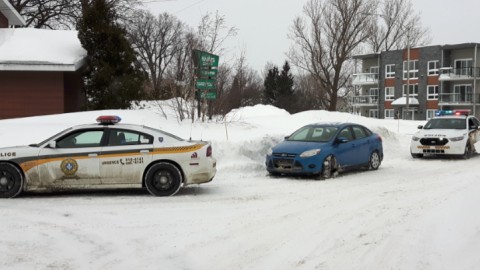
left=403, top=60, right=418, bottom=79
left=385, top=87, right=395, bottom=101
left=427, top=85, right=438, bottom=100
left=369, top=88, right=379, bottom=103
left=453, top=84, right=473, bottom=102
left=385, top=64, right=395, bottom=78
left=402, top=84, right=419, bottom=97
left=369, top=109, right=379, bottom=119
left=426, top=110, right=436, bottom=120
left=454, top=59, right=473, bottom=76
left=428, top=61, right=439, bottom=76
left=385, top=109, right=395, bottom=119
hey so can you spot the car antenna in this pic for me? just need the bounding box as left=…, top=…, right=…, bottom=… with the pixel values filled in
left=189, top=121, right=193, bottom=141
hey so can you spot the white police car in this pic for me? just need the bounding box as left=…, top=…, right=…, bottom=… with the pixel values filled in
left=0, top=116, right=216, bottom=198
left=410, top=110, right=480, bottom=159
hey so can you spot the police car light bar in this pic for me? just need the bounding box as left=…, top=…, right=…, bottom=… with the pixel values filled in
left=96, top=115, right=122, bottom=124
left=435, top=110, right=471, bottom=116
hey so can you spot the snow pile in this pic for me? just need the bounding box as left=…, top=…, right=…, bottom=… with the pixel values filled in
left=1, top=104, right=479, bottom=270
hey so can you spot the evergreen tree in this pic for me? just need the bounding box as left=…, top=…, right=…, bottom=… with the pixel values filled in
left=263, top=61, right=296, bottom=112
left=263, top=66, right=279, bottom=105
left=277, top=61, right=293, bottom=102
left=78, top=0, right=144, bottom=110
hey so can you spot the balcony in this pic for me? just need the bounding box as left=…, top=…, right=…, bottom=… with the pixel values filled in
left=352, top=73, right=379, bottom=85
left=439, top=67, right=480, bottom=81
left=351, top=95, right=379, bottom=106
left=438, top=93, right=480, bottom=105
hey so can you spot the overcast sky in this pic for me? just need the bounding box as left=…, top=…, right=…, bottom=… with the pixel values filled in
left=143, top=0, right=480, bottom=73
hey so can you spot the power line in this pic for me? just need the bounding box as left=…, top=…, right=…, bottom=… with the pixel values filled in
left=141, top=0, right=208, bottom=14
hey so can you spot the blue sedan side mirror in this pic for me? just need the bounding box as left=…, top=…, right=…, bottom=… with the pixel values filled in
left=336, top=137, right=349, bottom=144
left=284, top=136, right=290, bottom=140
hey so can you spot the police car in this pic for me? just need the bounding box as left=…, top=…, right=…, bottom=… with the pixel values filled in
left=0, top=116, right=216, bottom=198
left=410, top=110, right=480, bottom=159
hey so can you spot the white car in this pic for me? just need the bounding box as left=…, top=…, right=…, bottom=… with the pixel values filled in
left=410, top=110, right=480, bottom=159
left=0, top=116, right=216, bottom=198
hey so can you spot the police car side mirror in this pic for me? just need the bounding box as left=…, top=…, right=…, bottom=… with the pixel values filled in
left=48, top=141, right=57, bottom=148
left=417, top=125, right=423, bottom=129
left=470, top=125, right=478, bottom=130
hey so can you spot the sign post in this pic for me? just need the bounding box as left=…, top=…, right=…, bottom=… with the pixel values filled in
left=193, top=50, right=220, bottom=119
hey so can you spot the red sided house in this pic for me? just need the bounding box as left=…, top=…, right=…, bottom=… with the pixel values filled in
left=0, top=0, right=86, bottom=119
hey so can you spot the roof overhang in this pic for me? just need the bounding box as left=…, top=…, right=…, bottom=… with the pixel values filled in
left=442, top=43, right=480, bottom=50
left=0, top=0, right=25, bottom=26
left=0, top=58, right=85, bottom=71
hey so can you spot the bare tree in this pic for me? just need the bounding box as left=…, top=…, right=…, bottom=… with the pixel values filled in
left=224, top=53, right=263, bottom=112
left=128, top=10, right=185, bottom=99
left=196, top=11, right=238, bottom=55
left=366, top=0, right=431, bottom=52
left=8, top=0, right=137, bottom=29
left=288, top=0, right=375, bottom=111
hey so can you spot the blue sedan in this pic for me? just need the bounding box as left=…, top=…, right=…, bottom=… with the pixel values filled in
left=266, top=123, right=383, bottom=179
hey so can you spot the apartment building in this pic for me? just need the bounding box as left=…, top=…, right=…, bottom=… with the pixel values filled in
left=351, top=43, right=480, bottom=120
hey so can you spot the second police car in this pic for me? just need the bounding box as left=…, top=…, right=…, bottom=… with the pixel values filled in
left=0, top=116, right=216, bottom=198
left=410, top=110, right=480, bottom=159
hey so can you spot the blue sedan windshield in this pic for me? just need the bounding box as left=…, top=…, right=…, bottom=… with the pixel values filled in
left=288, top=126, right=338, bottom=142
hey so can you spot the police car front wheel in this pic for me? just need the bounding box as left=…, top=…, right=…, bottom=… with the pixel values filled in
left=0, top=163, right=24, bottom=199
left=145, top=162, right=183, bottom=196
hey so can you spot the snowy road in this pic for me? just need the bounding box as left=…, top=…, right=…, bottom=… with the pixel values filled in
left=1, top=106, right=480, bottom=269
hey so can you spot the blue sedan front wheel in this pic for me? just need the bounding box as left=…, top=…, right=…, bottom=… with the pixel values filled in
left=321, top=155, right=338, bottom=179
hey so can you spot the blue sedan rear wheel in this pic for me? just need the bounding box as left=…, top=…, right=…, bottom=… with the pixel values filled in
left=369, top=151, right=381, bottom=170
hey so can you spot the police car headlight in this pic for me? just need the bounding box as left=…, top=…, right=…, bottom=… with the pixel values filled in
left=450, top=135, right=465, bottom=142
left=412, top=136, right=420, bottom=141
left=300, top=149, right=321, bottom=158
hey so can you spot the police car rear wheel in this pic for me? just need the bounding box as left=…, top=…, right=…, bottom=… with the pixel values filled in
left=0, top=163, right=23, bottom=199
left=145, top=162, right=182, bottom=196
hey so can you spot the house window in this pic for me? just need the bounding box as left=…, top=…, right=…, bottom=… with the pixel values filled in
left=428, top=61, right=439, bottom=76
left=402, top=84, right=419, bottom=97
left=403, top=60, right=418, bottom=79
left=427, top=85, right=438, bottom=100
left=385, top=109, right=395, bottom=119
left=426, top=110, right=436, bottom=120
left=385, top=64, right=395, bottom=78
left=369, top=109, right=379, bottom=119
left=454, top=59, right=473, bottom=76
left=385, top=87, right=395, bottom=101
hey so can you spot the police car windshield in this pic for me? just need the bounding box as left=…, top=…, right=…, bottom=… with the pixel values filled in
left=424, top=118, right=466, bottom=129
left=30, top=127, right=73, bottom=147
left=288, top=126, right=338, bottom=142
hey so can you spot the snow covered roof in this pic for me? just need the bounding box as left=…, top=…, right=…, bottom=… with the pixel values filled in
left=0, top=0, right=25, bottom=26
left=0, top=28, right=87, bottom=71
left=391, top=97, right=419, bottom=106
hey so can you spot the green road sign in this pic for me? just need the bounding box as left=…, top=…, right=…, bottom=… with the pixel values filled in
left=193, top=50, right=219, bottom=67
left=196, top=79, right=216, bottom=90
left=200, top=90, right=217, bottom=100
left=196, top=68, right=218, bottom=78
